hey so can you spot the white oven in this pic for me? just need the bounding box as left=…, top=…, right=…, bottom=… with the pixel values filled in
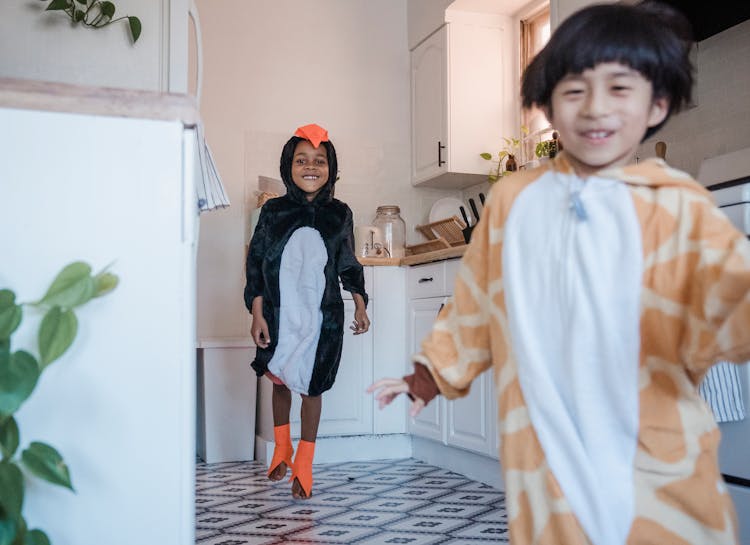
left=699, top=146, right=750, bottom=543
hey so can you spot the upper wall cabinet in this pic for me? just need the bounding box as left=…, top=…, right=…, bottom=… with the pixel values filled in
left=410, top=11, right=514, bottom=189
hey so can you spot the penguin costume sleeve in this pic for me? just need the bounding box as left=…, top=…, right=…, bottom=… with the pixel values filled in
left=244, top=124, right=369, bottom=396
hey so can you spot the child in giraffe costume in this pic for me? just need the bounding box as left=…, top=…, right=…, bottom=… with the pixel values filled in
left=369, top=3, right=748, bottom=544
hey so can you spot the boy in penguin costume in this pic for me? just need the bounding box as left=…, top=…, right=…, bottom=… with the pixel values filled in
left=245, top=124, right=369, bottom=498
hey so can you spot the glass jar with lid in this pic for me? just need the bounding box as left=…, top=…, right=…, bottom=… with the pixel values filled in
left=372, top=205, right=406, bottom=258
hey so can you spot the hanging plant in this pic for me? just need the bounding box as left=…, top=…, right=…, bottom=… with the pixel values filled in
left=41, top=0, right=142, bottom=44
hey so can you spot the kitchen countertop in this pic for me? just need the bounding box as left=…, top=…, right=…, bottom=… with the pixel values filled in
left=358, top=244, right=467, bottom=267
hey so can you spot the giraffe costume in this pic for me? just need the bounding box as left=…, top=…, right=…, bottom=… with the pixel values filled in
left=412, top=153, right=749, bottom=544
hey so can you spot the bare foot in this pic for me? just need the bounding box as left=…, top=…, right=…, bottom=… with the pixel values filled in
left=291, top=478, right=311, bottom=499
left=268, top=462, right=287, bottom=481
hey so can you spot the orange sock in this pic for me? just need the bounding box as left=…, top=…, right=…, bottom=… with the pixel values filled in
left=267, top=424, right=293, bottom=479
left=290, top=439, right=315, bottom=498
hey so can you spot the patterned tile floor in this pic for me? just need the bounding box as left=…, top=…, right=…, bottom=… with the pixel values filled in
left=196, top=458, right=509, bottom=544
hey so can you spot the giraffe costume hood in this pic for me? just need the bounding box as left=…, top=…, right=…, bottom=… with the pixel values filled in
left=414, top=152, right=749, bottom=544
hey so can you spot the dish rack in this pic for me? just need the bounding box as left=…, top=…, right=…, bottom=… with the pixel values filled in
left=405, top=216, right=467, bottom=256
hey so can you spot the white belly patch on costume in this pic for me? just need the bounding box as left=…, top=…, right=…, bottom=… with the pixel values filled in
left=503, top=170, right=643, bottom=545
left=268, top=227, right=327, bottom=394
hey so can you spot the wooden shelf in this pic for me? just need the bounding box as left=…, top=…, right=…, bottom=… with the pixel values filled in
left=400, top=244, right=467, bottom=266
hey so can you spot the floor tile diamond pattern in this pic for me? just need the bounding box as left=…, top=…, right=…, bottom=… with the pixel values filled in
left=196, top=458, right=508, bottom=544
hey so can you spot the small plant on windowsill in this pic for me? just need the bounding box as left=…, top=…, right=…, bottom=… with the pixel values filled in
left=41, top=0, right=142, bottom=44
left=534, top=132, right=561, bottom=161
left=480, top=127, right=527, bottom=183
left=0, top=261, right=117, bottom=545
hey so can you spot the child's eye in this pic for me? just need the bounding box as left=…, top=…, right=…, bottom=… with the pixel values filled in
left=315, top=159, right=327, bottom=165
left=562, top=88, right=583, bottom=96
left=611, top=85, right=631, bottom=92
left=295, top=158, right=305, bottom=165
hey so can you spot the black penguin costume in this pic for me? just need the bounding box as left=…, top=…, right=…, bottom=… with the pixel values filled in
left=244, top=131, right=368, bottom=396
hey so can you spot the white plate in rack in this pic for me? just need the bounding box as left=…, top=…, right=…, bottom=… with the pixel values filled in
left=429, top=197, right=465, bottom=224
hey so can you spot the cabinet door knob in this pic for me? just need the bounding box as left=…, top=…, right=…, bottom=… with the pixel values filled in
left=438, top=141, right=446, bottom=167
left=418, top=277, right=434, bottom=283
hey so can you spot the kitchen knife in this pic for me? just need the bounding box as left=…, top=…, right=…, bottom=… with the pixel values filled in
left=478, top=192, right=485, bottom=206
left=469, top=198, right=480, bottom=223
left=459, top=205, right=471, bottom=227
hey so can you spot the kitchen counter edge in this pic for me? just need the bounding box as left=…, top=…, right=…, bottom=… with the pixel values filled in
left=358, top=244, right=467, bottom=267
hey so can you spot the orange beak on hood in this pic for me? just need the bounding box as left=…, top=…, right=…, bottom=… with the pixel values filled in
left=294, top=124, right=329, bottom=148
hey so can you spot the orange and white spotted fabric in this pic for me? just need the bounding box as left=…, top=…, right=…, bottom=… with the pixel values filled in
left=415, top=153, right=750, bottom=545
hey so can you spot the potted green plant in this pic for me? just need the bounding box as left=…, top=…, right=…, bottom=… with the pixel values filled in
left=0, top=261, right=117, bottom=545
left=534, top=132, right=560, bottom=161
left=480, top=127, right=528, bottom=182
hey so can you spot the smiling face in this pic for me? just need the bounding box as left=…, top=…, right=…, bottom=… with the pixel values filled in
left=545, top=62, right=669, bottom=177
left=291, top=140, right=330, bottom=201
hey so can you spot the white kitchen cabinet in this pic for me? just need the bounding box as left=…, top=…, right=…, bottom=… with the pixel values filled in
left=1, top=0, right=188, bottom=93
left=447, top=371, right=493, bottom=454
left=410, top=11, right=514, bottom=189
left=196, top=341, right=257, bottom=464
left=408, top=297, right=447, bottom=442
left=407, top=259, right=497, bottom=458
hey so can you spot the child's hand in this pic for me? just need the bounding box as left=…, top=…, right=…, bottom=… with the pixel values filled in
left=350, top=307, right=370, bottom=335
left=251, top=314, right=271, bottom=348
left=367, top=378, right=425, bottom=417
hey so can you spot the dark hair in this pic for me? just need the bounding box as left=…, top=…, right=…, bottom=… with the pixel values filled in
left=521, top=2, right=693, bottom=139
left=279, top=136, right=338, bottom=198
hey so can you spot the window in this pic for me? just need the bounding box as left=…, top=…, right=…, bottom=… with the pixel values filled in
left=520, top=5, right=551, bottom=165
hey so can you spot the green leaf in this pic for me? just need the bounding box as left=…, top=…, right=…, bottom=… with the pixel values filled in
left=479, top=152, right=492, bottom=161
left=93, top=272, right=118, bottom=298
left=24, top=529, right=50, bottom=545
left=21, top=443, right=73, bottom=491
left=45, top=0, right=71, bottom=11
left=73, top=8, right=84, bottom=22
left=38, top=307, right=77, bottom=367
left=99, top=1, right=115, bottom=17
left=0, top=518, right=17, bottom=545
left=0, top=291, right=22, bottom=340
left=0, top=418, right=19, bottom=461
left=0, top=351, right=39, bottom=417
left=128, top=16, right=142, bottom=43
left=0, top=462, right=24, bottom=520
left=39, top=262, right=95, bottom=310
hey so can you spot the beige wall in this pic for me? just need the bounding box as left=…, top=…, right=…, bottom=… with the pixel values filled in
left=195, top=0, right=457, bottom=339
left=0, top=0, right=187, bottom=92
left=550, top=0, right=615, bottom=29
left=407, top=0, right=453, bottom=49
left=639, top=20, right=750, bottom=178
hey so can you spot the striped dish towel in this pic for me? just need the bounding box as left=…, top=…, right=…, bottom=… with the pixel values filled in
left=195, top=124, right=230, bottom=213
left=699, top=362, right=746, bottom=422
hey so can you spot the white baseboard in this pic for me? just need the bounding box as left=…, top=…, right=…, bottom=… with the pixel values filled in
left=253, top=433, right=504, bottom=492
left=412, top=436, right=505, bottom=491
left=255, top=433, right=413, bottom=464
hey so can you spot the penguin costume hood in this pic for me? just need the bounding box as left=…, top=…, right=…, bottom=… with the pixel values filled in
left=244, top=124, right=368, bottom=396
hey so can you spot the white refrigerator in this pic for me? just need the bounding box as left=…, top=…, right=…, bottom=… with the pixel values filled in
left=699, top=147, right=750, bottom=545
left=1, top=81, right=199, bottom=545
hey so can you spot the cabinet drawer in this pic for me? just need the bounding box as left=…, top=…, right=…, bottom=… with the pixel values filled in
left=444, top=258, right=461, bottom=294
left=408, top=262, right=446, bottom=299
